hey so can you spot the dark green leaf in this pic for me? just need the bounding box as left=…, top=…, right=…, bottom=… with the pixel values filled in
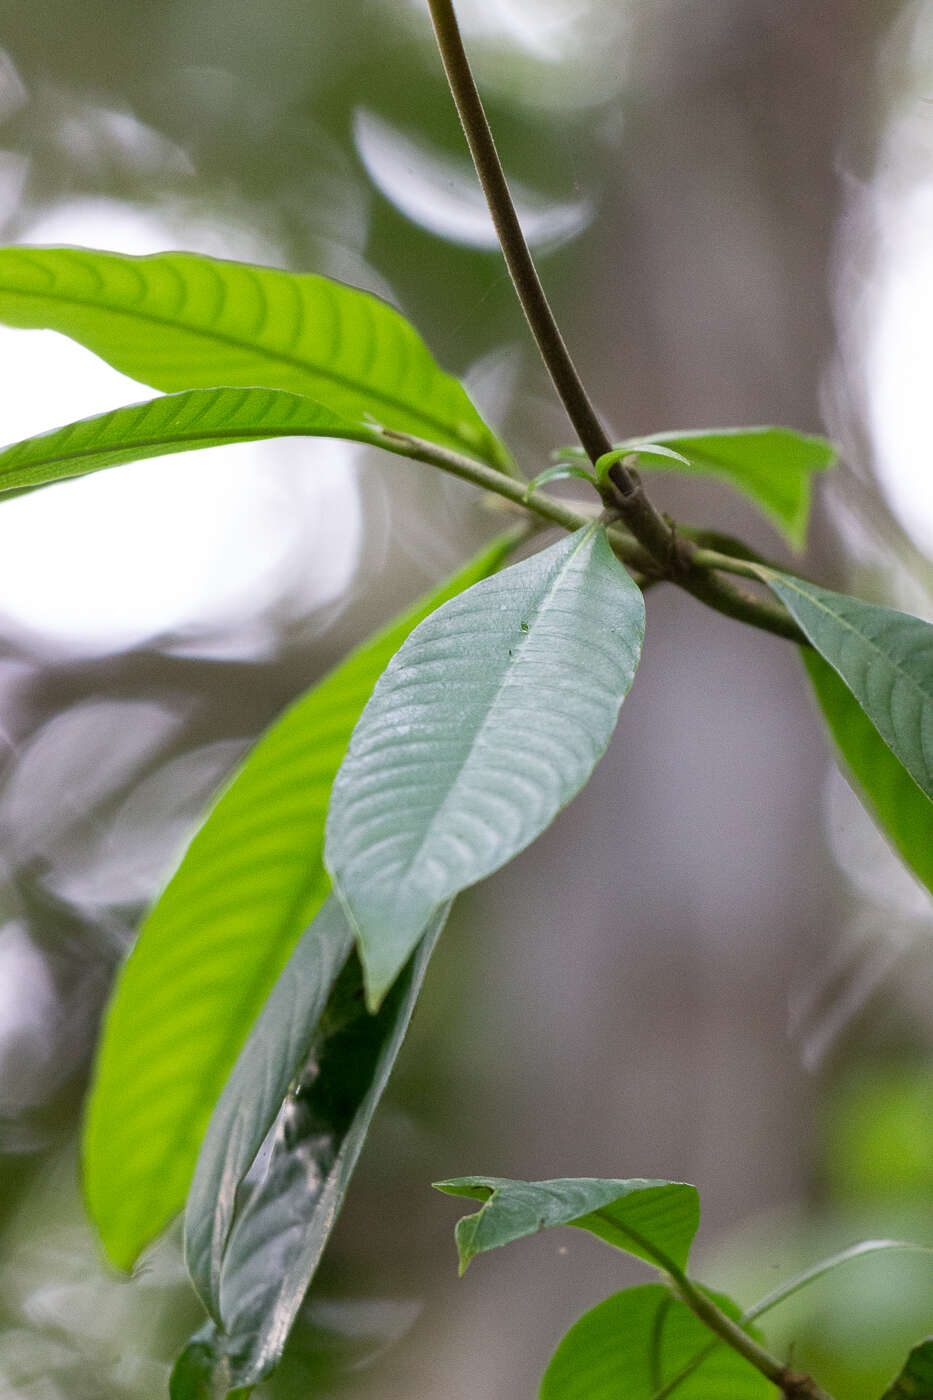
left=0, top=245, right=511, bottom=469
left=326, top=524, right=645, bottom=1008
left=539, top=1284, right=775, bottom=1400
left=0, top=386, right=391, bottom=496
left=171, top=906, right=448, bottom=1398
left=433, top=1175, right=699, bottom=1275
left=879, top=1338, right=933, bottom=1400
left=759, top=571, right=933, bottom=802
left=803, top=650, right=933, bottom=897
left=83, top=533, right=516, bottom=1269
left=617, top=427, right=835, bottom=547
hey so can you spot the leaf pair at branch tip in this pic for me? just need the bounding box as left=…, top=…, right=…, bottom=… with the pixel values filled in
left=325, top=522, right=647, bottom=1010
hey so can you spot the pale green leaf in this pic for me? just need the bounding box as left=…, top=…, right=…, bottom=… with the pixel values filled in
left=803, top=650, right=933, bottom=897
left=539, top=1284, right=775, bottom=1400
left=171, top=908, right=447, bottom=1398
left=184, top=896, right=354, bottom=1319
left=879, top=1338, right=933, bottom=1400
left=82, top=533, right=517, bottom=1269
left=0, top=245, right=510, bottom=469
left=325, top=524, right=645, bottom=1008
left=0, top=386, right=390, bottom=496
left=619, top=427, right=835, bottom=547
left=759, top=570, right=933, bottom=803
left=433, top=1175, right=699, bottom=1275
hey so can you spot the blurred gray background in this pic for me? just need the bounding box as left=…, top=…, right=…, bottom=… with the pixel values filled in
left=0, top=1, right=931, bottom=1396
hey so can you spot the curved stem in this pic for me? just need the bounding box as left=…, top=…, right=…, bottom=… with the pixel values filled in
left=378, top=428, right=806, bottom=644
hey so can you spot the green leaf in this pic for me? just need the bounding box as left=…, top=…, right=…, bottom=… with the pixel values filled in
left=539, top=1284, right=775, bottom=1400
left=745, top=1239, right=933, bottom=1324
left=0, top=386, right=394, bottom=496
left=82, top=532, right=517, bottom=1270
left=184, top=896, right=355, bottom=1319
left=171, top=906, right=447, bottom=1399
left=617, top=427, right=835, bottom=548
left=879, top=1338, right=933, bottom=1400
left=433, top=1175, right=699, bottom=1275
left=524, top=462, right=598, bottom=495
left=325, top=524, right=645, bottom=1008
left=803, top=650, right=933, bottom=897
left=758, top=570, right=933, bottom=803
left=0, top=245, right=510, bottom=469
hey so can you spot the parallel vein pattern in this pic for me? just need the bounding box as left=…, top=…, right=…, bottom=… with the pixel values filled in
left=0, top=245, right=509, bottom=467
left=762, top=571, right=933, bottom=801
left=82, top=534, right=515, bottom=1270
left=325, top=525, right=646, bottom=1007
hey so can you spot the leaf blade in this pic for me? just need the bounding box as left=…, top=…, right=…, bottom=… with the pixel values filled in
left=0, top=386, right=387, bottom=496
left=879, top=1338, right=933, bottom=1400
left=325, top=524, right=646, bottom=1007
left=172, top=905, right=448, bottom=1397
left=618, top=427, right=835, bottom=547
left=82, top=533, right=517, bottom=1270
left=803, top=650, right=933, bottom=898
left=539, top=1284, right=776, bottom=1400
left=433, top=1175, right=699, bottom=1275
left=759, top=571, right=933, bottom=802
left=0, top=245, right=509, bottom=468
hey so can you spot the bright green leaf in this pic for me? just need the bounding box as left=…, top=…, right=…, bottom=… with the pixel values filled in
left=82, top=532, right=517, bottom=1270
left=0, top=386, right=395, bottom=497
left=879, top=1338, right=933, bottom=1400
left=433, top=1175, right=699, bottom=1275
left=803, top=650, right=933, bottom=897
left=171, top=907, right=448, bottom=1398
left=759, top=570, right=933, bottom=803
left=325, top=524, right=645, bottom=1008
left=524, top=462, right=598, bottom=496
left=0, top=245, right=511, bottom=469
left=616, top=427, right=835, bottom=547
left=539, top=1284, right=775, bottom=1400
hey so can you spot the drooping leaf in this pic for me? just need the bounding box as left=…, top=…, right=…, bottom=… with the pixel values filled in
left=83, top=533, right=517, bottom=1270
left=879, top=1338, right=933, bottom=1400
left=606, top=427, right=835, bottom=548
left=184, top=896, right=355, bottom=1319
left=0, top=386, right=391, bottom=497
left=758, top=570, right=933, bottom=803
left=0, top=245, right=511, bottom=469
left=433, top=1175, right=699, bottom=1275
left=803, top=650, right=933, bottom=897
left=171, top=906, right=448, bottom=1399
left=326, top=524, right=645, bottom=1008
left=539, top=1284, right=775, bottom=1400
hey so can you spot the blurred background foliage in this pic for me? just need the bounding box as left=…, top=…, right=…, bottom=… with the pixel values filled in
left=0, top=0, right=930, bottom=1395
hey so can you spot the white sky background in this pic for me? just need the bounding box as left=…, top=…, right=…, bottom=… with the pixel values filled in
left=0, top=199, right=362, bottom=656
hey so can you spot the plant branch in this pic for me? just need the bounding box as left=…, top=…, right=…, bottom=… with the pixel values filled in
left=424, top=0, right=806, bottom=642
left=665, top=1269, right=835, bottom=1400
left=378, top=428, right=807, bottom=644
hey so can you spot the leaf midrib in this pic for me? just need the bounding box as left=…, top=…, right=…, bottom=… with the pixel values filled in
left=1, top=277, right=489, bottom=460
left=384, top=525, right=600, bottom=893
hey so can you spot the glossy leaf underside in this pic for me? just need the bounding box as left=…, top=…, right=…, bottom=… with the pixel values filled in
left=0, top=386, right=389, bottom=496
left=804, top=650, right=933, bottom=898
left=761, top=571, right=933, bottom=803
left=171, top=908, right=447, bottom=1398
left=0, top=245, right=510, bottom=469
left=628, top=427, right=835, bottom=547
left=433, top=1175, right=699, bottom=1275
left=539, top=1284, right=775, bottom=1400
left=326, top=524, right=646, bottom=1008
left=83, top=533, right=516, bottom=1270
